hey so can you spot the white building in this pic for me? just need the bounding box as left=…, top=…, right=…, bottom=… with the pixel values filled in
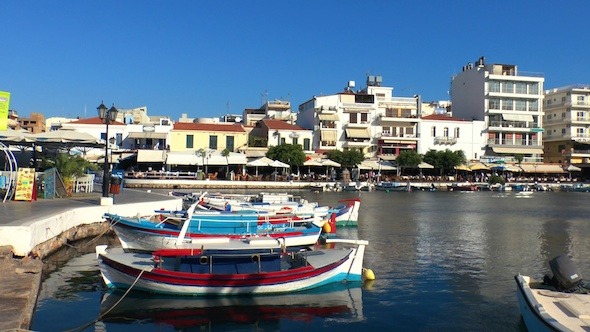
left=418, top=114, right=486, bottom=160
left=242, top=99, right=295, bottom=126
left=543, top=85, right=590, bottom=165
left=450, top=57, right=544, bottom=163
left=298, top=76, right=420, bottom=158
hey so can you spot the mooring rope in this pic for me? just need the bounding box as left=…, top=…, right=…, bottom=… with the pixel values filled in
left=65, top=268, right=146, bottom=332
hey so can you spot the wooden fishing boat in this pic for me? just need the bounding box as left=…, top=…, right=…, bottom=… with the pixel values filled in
left=327, top=198, right=361, bottom=227
left=96, top=238, right=369, bottom=296
left=515, top=254, right=590, bottom=332
left=105, top=207, right=326, bottom=252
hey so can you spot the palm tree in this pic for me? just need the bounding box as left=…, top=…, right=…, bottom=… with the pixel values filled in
left=221, top=148, right=231, bottom=179
left=196, top=149, right=209, bottom=178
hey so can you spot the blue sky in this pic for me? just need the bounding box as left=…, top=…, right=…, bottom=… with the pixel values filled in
left=3, top=1, right=589, bottom=120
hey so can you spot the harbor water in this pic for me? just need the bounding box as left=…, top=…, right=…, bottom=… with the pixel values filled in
left=32, top=190, right=590, bottom=331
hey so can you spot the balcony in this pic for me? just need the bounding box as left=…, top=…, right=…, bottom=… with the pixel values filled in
left=434, top=137, right=457, bottom=145
left=488, top=120, right=542, bottom=132
left=377, top=132, right=418, bottom=140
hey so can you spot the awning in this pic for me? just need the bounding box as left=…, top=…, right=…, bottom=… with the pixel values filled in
left=357, top=160, right=396, bottom=170
left=318, top=113, right=339, bottom=121
left=137, top=150, right=166, bottom=163
left=501, top=114, right=534, bottom=122
left=492, top=146, right=543, bottom=154
left=519, top=164, right=565, bottom=174
left=166, top=153, right=199, bottom=165
left=127, top=132, right=168, bottom=139
left=320, top=130, right=337, bottom=141
left=345, top=128, right=371, bottom=139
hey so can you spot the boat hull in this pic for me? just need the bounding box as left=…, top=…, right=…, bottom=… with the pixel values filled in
left=110, top=215, right=323, bottom=252
left=97, top=240, right=367, bottom=296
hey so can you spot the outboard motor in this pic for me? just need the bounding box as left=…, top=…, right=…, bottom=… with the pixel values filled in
left=547, top=254, right=584, bottom=292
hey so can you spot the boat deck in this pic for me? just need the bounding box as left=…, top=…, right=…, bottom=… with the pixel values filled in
left=517, top=275, right=590, bottom=332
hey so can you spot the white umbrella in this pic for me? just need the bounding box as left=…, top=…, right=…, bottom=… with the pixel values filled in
left=246, top=157, right=274, bottom=176
left=418, top=162, right=434, bottom=169
left=269, top=159, right=290, bottom=168
left=320, top=159, right=341, bottom=167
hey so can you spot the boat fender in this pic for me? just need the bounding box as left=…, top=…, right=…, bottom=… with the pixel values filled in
left=252, top=254, right=260, bottom=263
left=280, top=206, right=293, bottom=213
left=363, top=268, right=376, bottom=281
left=199, top=256, right=208, bottom=265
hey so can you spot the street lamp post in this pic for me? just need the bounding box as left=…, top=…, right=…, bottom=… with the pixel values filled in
left=97, top=102, right=118, bottom=205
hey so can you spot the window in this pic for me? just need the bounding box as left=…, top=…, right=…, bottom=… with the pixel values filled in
left=349, top=113, right=358, bottom=123
left=292, top=137, right=298, bottom=145
left=528, top=83, right=539, bottom=94
left=444, top=127, right=449, bottom=137
left=489, top=98, right=500, bottom=109
left=186, top=135, right=194, bottom=148
left=360, top=113, right=368, bottom=123
left=226, top=136, right=234, bottom=151
left=116, top=133, right=123, bottom=146
left=578, top=95, right=585, bottom=105
left=303, top=138, right=310, bottom=151
left=515, top=82, right=526, bottom=94
left=209, top=135, right=218, bottom=149
left=431, top=126, right=436, bottom=137
left=515, top=99, right=526, bottom=111
left=502, top=99, right=514, bottom=110
left=280, top=137, right=286, bottom=145
left=454, top=128, right=460, bottom=138
left=489, top=81, right=500, bottom=93
left=502, top=81, right=514, bottom=93
left=529, top=100, right=538, bottom=112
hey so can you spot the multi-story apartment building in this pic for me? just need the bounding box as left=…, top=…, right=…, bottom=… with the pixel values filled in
left=298, top=76, right=422, bottom=158
left=450, top=57, right=544, bottom=163
left=543, top=85, right=590, bottom=165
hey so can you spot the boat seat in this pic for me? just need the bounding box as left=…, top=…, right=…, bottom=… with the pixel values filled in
left=558, top=295, right=590, bottom=327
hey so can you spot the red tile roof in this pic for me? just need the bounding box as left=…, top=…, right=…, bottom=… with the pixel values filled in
left=68, top=117, right=126, bottom=125
left=261, top=119, right=305, bottom=130
left=173, top=122, right=246, bottom=132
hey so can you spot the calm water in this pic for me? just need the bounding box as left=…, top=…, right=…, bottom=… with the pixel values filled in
left=32, top=190, right=590, bottom=331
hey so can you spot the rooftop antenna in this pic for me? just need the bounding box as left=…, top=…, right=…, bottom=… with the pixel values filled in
left=260, top=90, right=268, bottom=105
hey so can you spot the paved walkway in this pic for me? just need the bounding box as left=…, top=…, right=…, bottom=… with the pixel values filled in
left=0, top=188, right=178, bottom=226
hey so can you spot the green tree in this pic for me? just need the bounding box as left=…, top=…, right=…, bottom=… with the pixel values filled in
left=325, top=149, right=364, bottom=167
left=395, top=150, right=422, bottom=176
left=423, top=149, right=466, bottom=175
left=266, top=144, right=305, bottom=169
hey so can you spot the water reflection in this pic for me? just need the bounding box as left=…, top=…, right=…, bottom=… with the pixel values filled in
left=99, top=283, right=364, bottom=330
